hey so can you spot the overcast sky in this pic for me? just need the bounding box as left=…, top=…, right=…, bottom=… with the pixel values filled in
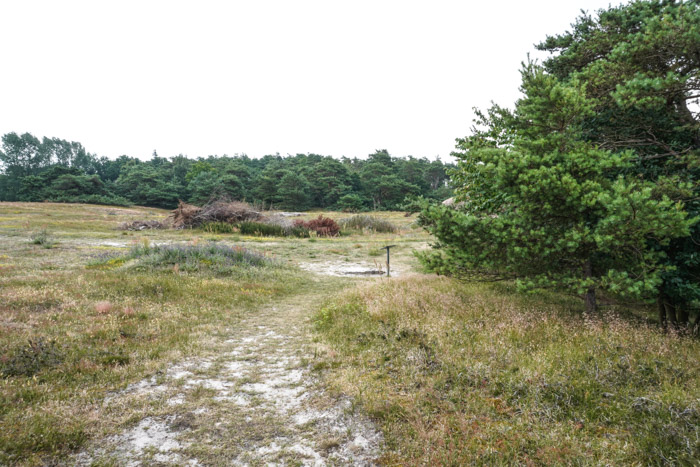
left=0, top=0, right=619, bottom=161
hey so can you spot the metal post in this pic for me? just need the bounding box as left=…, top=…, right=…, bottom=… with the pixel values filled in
left=386, top=247, right=390, bottom=277
left=381, top=245, right=396, bottom=277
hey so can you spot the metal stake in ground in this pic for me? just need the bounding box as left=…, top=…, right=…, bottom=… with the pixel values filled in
left=381, top=245, right=396, bottom=277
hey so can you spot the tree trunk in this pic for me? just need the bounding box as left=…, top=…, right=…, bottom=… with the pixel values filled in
left=585, top=287, right=596, bottom=314
left=677, top=307, right=689, bottom=327
left=664, top=295, right=678, bottom=329
left=658, top=295, right=667, bottom=329
left=584, top=259, right=596, bottom=313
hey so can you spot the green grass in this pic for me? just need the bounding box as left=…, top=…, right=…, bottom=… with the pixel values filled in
left=200, top=221, right=238, bottom=234
left=238, top=221, right=310, bottom=238
left=314, top=275, right=700, bottom=465
left=202, top=220, right=311, bottom=238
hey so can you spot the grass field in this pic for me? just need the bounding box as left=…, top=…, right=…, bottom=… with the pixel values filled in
left=1, top=202, right=698, bottom=465
left=0, top=202, right=422, bottom=465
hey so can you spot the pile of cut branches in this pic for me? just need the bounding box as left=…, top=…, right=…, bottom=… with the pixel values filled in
left=170, top=198, right=262, bottom=228
left=170, top=201, right=202, bottom=228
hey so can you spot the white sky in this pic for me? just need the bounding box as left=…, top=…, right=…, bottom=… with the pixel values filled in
left=0, top=0, right=618, bottom=161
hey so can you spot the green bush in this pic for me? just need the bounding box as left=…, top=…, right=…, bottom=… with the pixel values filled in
left=336, top=193, right=366, bottom=212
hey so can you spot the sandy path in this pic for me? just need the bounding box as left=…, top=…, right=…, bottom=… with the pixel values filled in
left=73, top=288, right=381, bottom=466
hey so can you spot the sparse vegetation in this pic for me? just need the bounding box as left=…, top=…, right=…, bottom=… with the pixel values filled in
left=1, top=1, right=697, bottom=464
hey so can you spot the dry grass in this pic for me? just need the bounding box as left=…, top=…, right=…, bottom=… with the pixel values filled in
left=0, top=202, right=426, bottom=465
left=314, top=275, right=700, bottom=465
left=0, top=202, right=308, bottom=465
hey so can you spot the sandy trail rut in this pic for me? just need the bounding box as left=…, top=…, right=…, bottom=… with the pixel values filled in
left=73, top=290, right=381, bottom=466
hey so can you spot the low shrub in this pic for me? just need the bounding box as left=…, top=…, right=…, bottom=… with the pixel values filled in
left=1, top=339, right=64, bottom=377
left=264, top=213, right=294, bottom=229
left=290, top=226, right=311, bottom=238
left=294, top=215, right=340, bottom=237
left=339, top=215, right=397, bottom=233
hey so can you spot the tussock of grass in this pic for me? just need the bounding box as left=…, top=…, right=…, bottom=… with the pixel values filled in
left=314, top=275, right=700, bottom=465
left=89, top=242, right=282, bottom=275
left=339, top=215, right=397, bottom=233
left=29, top=229, right=54, bottom=248
left=126, top=242, right=276, bottom=272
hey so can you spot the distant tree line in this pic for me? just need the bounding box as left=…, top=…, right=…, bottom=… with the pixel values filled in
left=0, top=132, right=453, bottom=211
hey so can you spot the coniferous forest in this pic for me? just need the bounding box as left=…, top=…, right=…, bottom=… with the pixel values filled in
left=0, top=133, right=453, bottom=211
